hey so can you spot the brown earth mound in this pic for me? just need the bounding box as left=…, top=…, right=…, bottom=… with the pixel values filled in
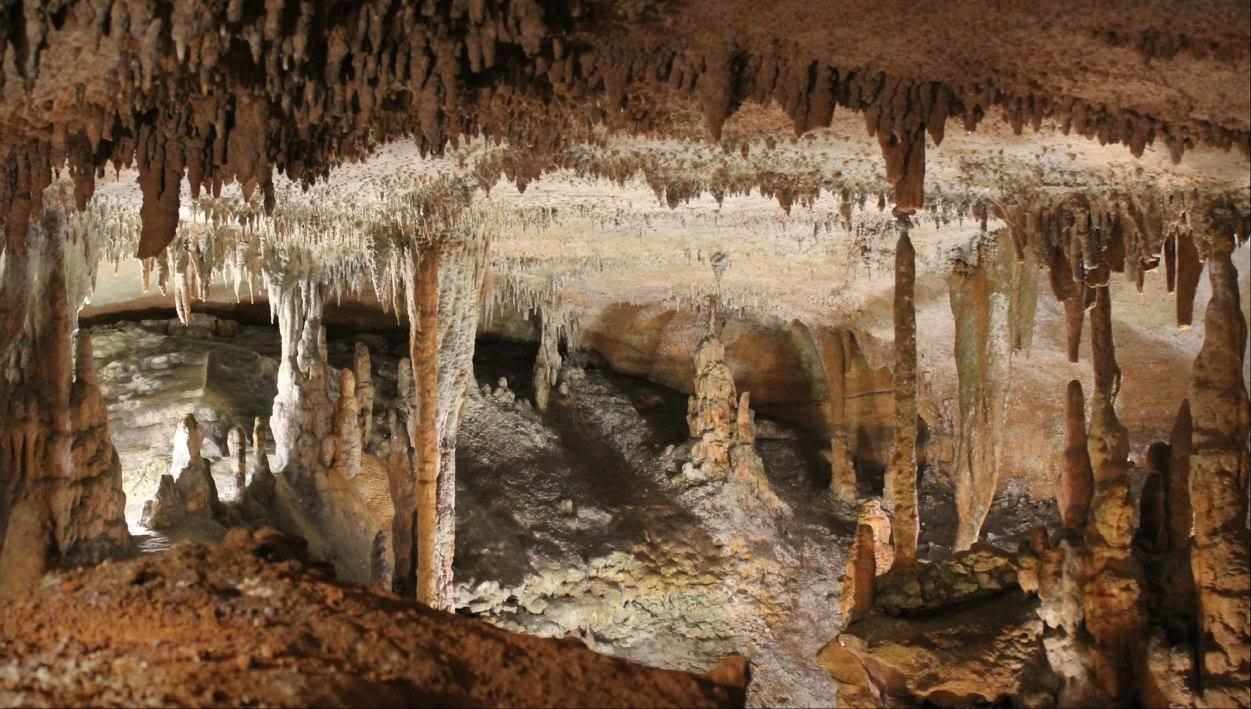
left=0, top=528, right=747, bottom=708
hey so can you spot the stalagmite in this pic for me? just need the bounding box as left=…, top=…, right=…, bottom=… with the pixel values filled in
left=1187, top=238, right=1250, bottom=706
left=684, top=333, right=788, bottom=514
left=534, top=311, right=563, bottom=413
left=840, top=513, right=878, bottom=623
left=1059, top=380, right=1094, bottom=530
left=333, top=369, right=363, bottom=480
left=227, top=425, right=247, bottom=496
left=251, top=417, right=272, bottom=479
left=354, top=343, right=375, bottom=445
left=887, top=232, right=918, bottom=565
left=1082, top=392, right=1143, bottom=702
left=410, top=248, right=441, bottom=607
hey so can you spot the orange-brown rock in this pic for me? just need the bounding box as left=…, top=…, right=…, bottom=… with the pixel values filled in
left=1059, top=380, right=1095, bottom=530
left=887, top=232, right=918, bottom=564
left=1187, top=241, right=1250, bottom=707
left=0, top=530, right=746, bottom=708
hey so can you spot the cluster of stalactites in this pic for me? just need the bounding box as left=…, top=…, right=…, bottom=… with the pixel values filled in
left=998, top=189, right=1251, bottom=335
left=90, top=175, right=500, bottom=323
left=4, top=0, right=1245, bottom=268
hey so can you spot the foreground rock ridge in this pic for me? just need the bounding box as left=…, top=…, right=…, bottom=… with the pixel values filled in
left=0, top=2, right=1248, bottom=708
left=0, top=527, right=748, bottom=708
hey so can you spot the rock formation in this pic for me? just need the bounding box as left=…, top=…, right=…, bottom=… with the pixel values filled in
left=534, top=310, right=563, bottom=413
left=1059, top=380, right=1095, bottom=530
left=683, top=333, right=787, bottom=514
left=0, top=203, right=129, bottom=595
left=1187, top=235, right=1250, bottom=707
left=886, top=231, right=919, bottom=565
left=139, top=414, right=220, bottom=530
left=947, top=233, right=1016, bottom=550
left=0, top=528, right=748, bottom=709
left=226, top=425, right=247, bottom=497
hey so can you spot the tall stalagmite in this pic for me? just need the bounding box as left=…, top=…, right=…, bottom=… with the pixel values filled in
left=1187, top=236, right=1250, bottom=707
left=1059, top=380, right=1095, bottom=530
left=888, top=232, right=918, bottom=565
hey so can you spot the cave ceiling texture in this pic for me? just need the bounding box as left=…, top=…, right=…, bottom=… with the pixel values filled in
left=0, top=1, right=1248, bottom=707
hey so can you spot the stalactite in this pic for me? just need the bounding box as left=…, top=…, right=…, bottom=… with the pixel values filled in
left=1090, top=287, right=1122, bottom=404
left=888, top=232, right=918, bottom=565
left=948, top=233, right=1014, bottom=551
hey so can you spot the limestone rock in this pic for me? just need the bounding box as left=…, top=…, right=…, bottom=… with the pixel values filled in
left=819, top=591, right=1049, bottom=707
left=684, top=334, right=788, bottom=515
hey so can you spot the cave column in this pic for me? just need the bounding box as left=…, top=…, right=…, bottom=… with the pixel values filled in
left=0, top=206, right=128, bottom=595
left=887, top=231, right=918, bottom=564
left=814, top=328, right=857, bottom=503
left=227, top=425, right=247, bottom=496
left=1186, top=233, right=1250, bottom=706
left=408, top=247, right=441, bottom=606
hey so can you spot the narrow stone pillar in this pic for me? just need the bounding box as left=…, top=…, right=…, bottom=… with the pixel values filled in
left=251, top=417, right=271, bottom=478
left=1059, top=380, right=1094, bottom=530
left=888, top=232, right=919, bottom=565
left=1083, top=393, right=1142, bottom=702
left=333, top=368, right=362, bottom=479
left=815, top=329, right=856, bottom=503
left=409, top=248, right=441, bottom=607
left=227, top=425, right=247, bottom=497
left=354, top=342, right=374, bottom=445
left=1187, top=243, right=1250, bottom=706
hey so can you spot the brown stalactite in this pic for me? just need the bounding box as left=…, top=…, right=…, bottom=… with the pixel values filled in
left=1090, top=287, right=1121, bottom=403
left=1059, top=380, right=1094, bottom=530
left=1064, top=289, right=1086, bottom=364
left=878, top=129, right=925, bottom=212
left=1187, top=239, right=1250, bottom=705
left=888, top=232, right=918, bottom=565
left=412, top=248, right=441, bottom=607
